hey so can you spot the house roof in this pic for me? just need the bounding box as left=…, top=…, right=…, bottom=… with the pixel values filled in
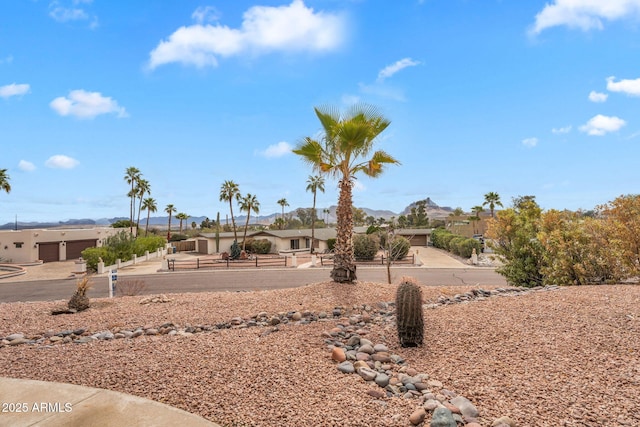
left=198, top=226, right=430, bottom=240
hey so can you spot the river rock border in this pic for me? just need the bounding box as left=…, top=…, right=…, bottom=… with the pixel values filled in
left=1, top=286, right=561, bottom=426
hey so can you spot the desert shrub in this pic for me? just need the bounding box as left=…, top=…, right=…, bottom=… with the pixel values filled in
left=326, top=238, right=336, bottom=251
left=431, top=228, right=452, bottom=249
left=389, top=236, right=411, bottom=260
left=353, top=234, right=378, bottom=261
left=229, top=241, right=241, bottom=260
left=116, top=279, right=147, bottom=296
left=250, top=239, right=272, bottom=254
left=103, top=231, right=135, bottom=263
left=81, top=247, right=114, bottom=272
left=111, top=219, right=135, bottom=229
left=169, top=233, right=188, bottom=242
left=395, top=277, right=423, bottom=347
left=446, top=235, right=465, bottom=253
left=451, top=237, right=481, bottom=258
left=68, top=276, right=92, bottom=312
left=133, top=235, right=166, bottom=256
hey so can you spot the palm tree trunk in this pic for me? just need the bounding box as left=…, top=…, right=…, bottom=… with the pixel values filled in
left=229, top=201, right=238, bottom=242
left=242, top=211, right=250, bottom=250
left=136, top=194, right=144, bottom=230
left=331, top=179, right=357, bottom=283
left=311, top=192, right=317, bottom=254
left=145, top=211, right=150, bottom=237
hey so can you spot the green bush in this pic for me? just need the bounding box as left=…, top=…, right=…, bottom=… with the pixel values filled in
left=353, top=234, right=378, bottom=261
left=251, top=239, right=272, bottom=254
left=81, top=247, right=113, bottom=272
left=133, top=235, right=167, bottom=256
left=448, top=236, right=466, bottom=255
left=169, top=233, right=188, bottom=242
left=327, top=238, right=336, bottom=251
left=450, top=237, right=481, bottom=258
left=390, top=236, right=411, bottom=260
left=430, top=228, right=453, bottom=249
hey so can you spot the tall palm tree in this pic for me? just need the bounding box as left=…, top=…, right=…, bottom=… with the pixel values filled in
left=135, top=178, right=151, bottom=230
left=0, top=169, right=11, bottom=194
left=124, top=166, right=141, bottom=234
left=293, top=104, right=399, bottom=283
left=483, top=191, right=503, bottom=217
left=470, top=205, right=485, bottom=234
left=239, top=193, right=260, bottom=250
left=323, top=208, right=330, bottom=226
left=176, top=212, right=188, bottom=234
left=219, top=180, right=240, bottom=242
left=277, top=198, right=289, bottom=230
left=306, top=175, right=325, bottom=253
left=141, top=197, right=157, bottom=237
left=165, top=204, right=176, bottom=241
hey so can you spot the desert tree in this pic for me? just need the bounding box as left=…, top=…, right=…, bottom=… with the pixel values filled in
left=306, top=175, right=325, bottom=253
left=483, top=191, right=503, bottom=217
left=277, top=197, right=289, bottom=230
left=141, top=197, right=157, bottom=237
left=165, top=204, right=176, bottom=240
left=239, top=193, right=260, bottom=250
left=220, top=180, right=240, bottom=242
left=293, top=104, right=399, bottom=283
left=124, top=167, right=141, bottom=234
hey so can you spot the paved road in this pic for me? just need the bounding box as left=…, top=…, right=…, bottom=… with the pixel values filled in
left=0, top=267, right=507, bottom=303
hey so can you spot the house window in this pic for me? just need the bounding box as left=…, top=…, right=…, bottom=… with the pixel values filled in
left=305, top=238, right=310, bottom=248
left=290, top=239, right=300, bottom=250
left=14, top=242, right=24, bottom=249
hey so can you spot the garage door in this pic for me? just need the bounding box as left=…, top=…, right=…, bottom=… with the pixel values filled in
left=67, top=239, right=97, bottom=260
left=39, top=242, right=60, bottom=263
left=197, top=239, right=208, bottom=254
left=408, top=235, right=427, bottom=246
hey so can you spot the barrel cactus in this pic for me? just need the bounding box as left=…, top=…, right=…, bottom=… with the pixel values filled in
left=395, top=277, right=424, bottom=347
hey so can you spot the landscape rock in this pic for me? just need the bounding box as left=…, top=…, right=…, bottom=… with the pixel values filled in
left=430, top=407, right=456, bottom=427
left=409, top=407, right=426, bottom=425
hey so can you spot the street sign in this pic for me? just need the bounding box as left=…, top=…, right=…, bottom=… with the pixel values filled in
left=108, top=269, right=117, bottom=298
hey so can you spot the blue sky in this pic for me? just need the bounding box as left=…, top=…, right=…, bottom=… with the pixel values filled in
left=2, top=0, right=640, bottom=223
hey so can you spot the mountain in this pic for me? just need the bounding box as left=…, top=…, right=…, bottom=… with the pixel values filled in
left=2, top=198, right=454, bottom=229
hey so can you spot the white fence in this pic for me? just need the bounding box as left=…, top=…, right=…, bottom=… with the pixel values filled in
left=97, top=247, right=169, bottom=274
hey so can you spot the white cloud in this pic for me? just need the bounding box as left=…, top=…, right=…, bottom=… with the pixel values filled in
left=606, top=76, right=640, bottom=96
left=522, top=137, right=539, bottom=148
left=552, top=125, right=572, bottom=134
left=257, top=141, right=292, bottom=158
left=580, top=114, right=626, bottom=136
left=45, top=155, right=79, bottom=169
left=341, top=94, right=361, bottom=106
left=192, top=6, right=220, bottom=24
left=148, top=0, right=346, bottom=69
left=0, top=83, right=30, bottom=98
left=18, top=160, right=36, bottom=172
left=0, top=55, right=13, bottom=65
left=358, top=82, right=406, bottom=102
left=588, top=91, right=608, bottom=102
left=530, top=0, right=640, bottom=35
left=376, top=58, right=421, bottom=83
left=49, top=0, right=98, bottom=28
left=50, top=90, right=128, bottom=119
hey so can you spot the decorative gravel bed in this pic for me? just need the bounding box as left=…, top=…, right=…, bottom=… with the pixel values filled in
left=1, top=281, right=639, bottom=426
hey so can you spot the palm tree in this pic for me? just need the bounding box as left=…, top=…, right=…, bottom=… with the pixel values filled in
left=277, top=198, right=289, bottom=230
left=135, top=178, right=151, bottom=230
left=483, top=191, right=503, bottom=217
left=238, top=193, right=260, bottom=250
left=165, top=204, right=176, bottom=240
left=219, top=180, right=240, bottom=242
left=470, top=205, right=485, bottom=234
left=0, top=169, right=11, bottom=194
left=124, top=166, right=141, bottom=234
left=306, top=175, right=325, bottom=253
left=176, top=212, right=188, bottom=234
left=141, top=197, right=157, bottom=237
left=323, top=208, right=330, bottom=226
left=293, top=104, right=399, bottom=283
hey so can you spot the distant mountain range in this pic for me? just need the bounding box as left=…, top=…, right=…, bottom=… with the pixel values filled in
left=1, top=198, right=454, bottom=230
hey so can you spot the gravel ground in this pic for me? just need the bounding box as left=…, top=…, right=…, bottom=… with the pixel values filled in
left=1, top=281, right=639, bottom=426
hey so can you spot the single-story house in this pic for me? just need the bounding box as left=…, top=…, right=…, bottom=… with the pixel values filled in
left=0, top=227, right=130, bottom=264
left=196, top=227, right=433, bottom=255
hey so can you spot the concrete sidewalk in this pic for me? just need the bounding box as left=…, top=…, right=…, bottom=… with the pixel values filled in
left=0, top=377, right=219, bottom=427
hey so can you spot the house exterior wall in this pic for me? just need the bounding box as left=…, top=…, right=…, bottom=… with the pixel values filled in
left=0, top=227, right=128, bottom=264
